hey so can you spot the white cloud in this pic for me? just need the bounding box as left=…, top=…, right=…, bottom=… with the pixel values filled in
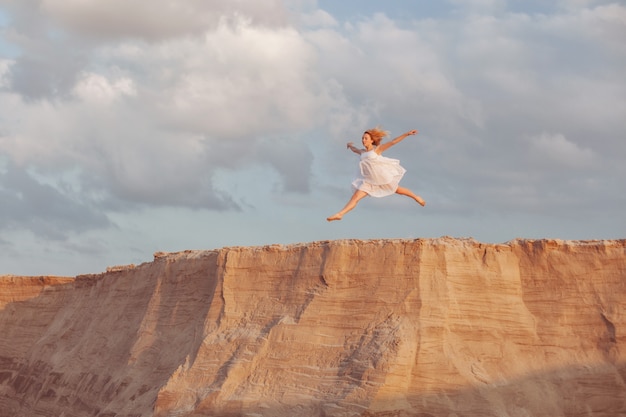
left=0, top=7, right=331, bottom=210
left=153, top=19, right=327, bottom=137
left=72, top=72, right=136, bottom=104
left=306, top=13, right=484, bottom=137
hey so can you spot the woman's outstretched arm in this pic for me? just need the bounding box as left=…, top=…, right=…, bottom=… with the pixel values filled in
left=376, top=129, right=418, bottom=153
left=346, top=142, right=363, bottom=154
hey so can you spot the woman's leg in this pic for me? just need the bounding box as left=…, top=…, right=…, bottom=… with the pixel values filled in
left=396, top=186, right=426, bottom=206
left=327, top=190, right=369, bottom=221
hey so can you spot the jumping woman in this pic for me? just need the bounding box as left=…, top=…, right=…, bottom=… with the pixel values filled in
left=327, top=126, right=425, bottom=221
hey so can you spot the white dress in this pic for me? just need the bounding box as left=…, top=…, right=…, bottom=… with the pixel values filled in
left=351, top=149, right=406, bottom=197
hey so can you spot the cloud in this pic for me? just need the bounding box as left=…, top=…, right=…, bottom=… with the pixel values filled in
left=529, top=132, right=596, bottom=168
left=0, top=161, right=111, bottom=239
left=0, top=0, right=624, bottom=252
left=256, top=137, right=313, bottom=193
left=72, top=72, right=136, bottom=104
left=144, top=19, right=327, bottom=137
left=311, top=3, right=626, bottom=211
left=0, top=5, right=327, bottom=218
left=305, top=13, right=484, bottom=137
left=0, top=59, right=10, bottom=87
left=6, top=45, right=86, bottom=100
left=40, top=0, right=290, bottom=41
left=448, top=0, right=507, bottom=13
left=299, top=9, right=338, bottom=28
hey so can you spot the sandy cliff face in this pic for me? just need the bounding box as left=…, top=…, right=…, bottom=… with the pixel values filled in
left=0, top=238, right=624, bottom=417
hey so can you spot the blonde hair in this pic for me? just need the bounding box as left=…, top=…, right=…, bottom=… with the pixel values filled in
left=364, top=126, right=389, bottom=146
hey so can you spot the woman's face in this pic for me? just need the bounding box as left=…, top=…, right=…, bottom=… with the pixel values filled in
left=362, top=132, right=373, bottom=148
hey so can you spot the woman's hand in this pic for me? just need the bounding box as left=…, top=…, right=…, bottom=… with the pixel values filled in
left=377, top=129, right=418, bottom=153
left=346, top=141, right=363, bottom=154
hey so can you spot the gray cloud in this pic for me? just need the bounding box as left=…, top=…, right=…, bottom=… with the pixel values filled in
left=0, top=161, right=111, bottom=239
left=256, top=137, right=313, bottom=193
left=3, top=0, right=290, bottom=42
left=8, top=48, right=86, bottom=100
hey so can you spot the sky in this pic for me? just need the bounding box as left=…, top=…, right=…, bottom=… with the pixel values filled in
left=0, top=0, right=625, bottom=276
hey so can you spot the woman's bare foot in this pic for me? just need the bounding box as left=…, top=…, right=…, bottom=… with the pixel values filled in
left=326, top=213, right=343, bottom=222
left=396, top=187, right=425, bottom=207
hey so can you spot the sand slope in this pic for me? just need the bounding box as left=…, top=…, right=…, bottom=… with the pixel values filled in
left=1, top=238, right=625, bottom=416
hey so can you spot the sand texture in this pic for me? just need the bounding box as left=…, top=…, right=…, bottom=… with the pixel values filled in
left=0, top=237, right=625, bottom=416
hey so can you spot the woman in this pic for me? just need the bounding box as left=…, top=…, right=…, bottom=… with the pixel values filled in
left=327, top=126, right=425, bottom=221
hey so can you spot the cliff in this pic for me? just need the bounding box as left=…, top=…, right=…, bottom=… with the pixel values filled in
left=0, top=237, right=624, bottom=417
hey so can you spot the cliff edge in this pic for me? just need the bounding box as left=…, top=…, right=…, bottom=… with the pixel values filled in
left=0, top=237, right=625, bottom=417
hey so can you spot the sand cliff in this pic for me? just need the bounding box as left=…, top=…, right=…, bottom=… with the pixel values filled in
left=0, top=237, right=624, bottom=417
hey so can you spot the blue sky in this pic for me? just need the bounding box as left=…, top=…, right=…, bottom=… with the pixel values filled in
left=1, top=0, right=625, bottom=275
